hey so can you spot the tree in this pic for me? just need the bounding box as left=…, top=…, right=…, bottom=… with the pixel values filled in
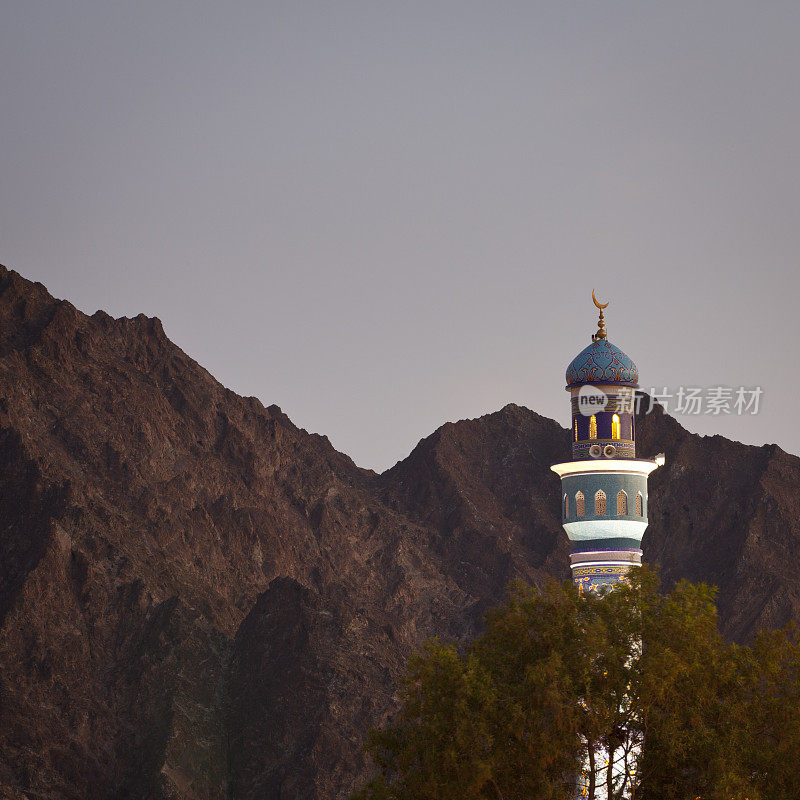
left=352, top=579, right=586, bottom=800
left=352, top=568, right=800, bottom=800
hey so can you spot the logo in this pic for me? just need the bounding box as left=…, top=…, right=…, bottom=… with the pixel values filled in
left=577, top=384, right=608, bottom=416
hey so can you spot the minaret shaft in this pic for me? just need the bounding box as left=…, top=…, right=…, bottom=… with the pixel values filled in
left=554, top=294, right=661, bottom=591
left=551, top=458, right=659, bottom=591
left=552, top=293, right=664, bottom=795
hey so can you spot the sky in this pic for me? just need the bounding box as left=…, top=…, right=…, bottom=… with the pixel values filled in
left=1, top=1, right=798, bottom=471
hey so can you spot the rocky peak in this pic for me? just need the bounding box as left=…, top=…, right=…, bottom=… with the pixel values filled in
left=0, top=265, right=798, bottom=798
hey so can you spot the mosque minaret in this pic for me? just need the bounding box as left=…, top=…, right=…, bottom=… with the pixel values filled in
left=551, top=293, right=664, bottom=798
left=551, top=292, right=663, bottom=592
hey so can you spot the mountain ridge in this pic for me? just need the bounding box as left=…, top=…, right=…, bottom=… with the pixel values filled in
left=0, top=264, right=798, bottom=799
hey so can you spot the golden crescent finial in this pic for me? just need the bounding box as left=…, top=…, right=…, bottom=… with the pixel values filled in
left=591, top=290, right=609, bottom=341
left=592, top=289, right=609, bottom=310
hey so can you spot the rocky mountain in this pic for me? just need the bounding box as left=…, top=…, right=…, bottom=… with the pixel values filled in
left=0, top=265, right=798, bottom=799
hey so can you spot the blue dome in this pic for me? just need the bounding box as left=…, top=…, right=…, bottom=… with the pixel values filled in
left=566, top=339, right=639, bottom=388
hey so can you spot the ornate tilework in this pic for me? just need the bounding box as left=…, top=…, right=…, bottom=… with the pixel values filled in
left=565, top=339, right=639, bottom=388
left=572, top=565, right=628, bottom=578
left=572, top=564, right=631, bottom=594
left=572, top=439, right=635, bottom=460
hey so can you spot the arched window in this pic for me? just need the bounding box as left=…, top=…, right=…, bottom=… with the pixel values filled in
left=589, top=415, right=597, bottom=440
left=564, top=493, right=569, bottom=518
left=617, top=490, right=627, bottom=515
left=595, top=489, right=606, bottom=515
left=576, top=491, right=585, bottom=517
left=574, top=418, right=578, bottom=442
left=611, top=413, right=621, bottom=440
left=636, top=492, right=643, bottom=516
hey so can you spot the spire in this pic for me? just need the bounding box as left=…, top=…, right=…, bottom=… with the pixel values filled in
left=591, top=289, right=608, bottom=341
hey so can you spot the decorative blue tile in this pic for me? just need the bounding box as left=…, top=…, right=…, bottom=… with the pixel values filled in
left=566, top=339, right=639, bottom=388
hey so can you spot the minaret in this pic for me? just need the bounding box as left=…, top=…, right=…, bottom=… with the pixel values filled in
left=551, top=292, right=663, bottom=593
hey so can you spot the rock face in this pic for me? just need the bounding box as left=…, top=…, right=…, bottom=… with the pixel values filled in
left=0, top=265, right=798, bottom=799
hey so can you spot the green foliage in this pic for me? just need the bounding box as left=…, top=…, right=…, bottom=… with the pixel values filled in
left=352, top=580, right=587, bottom=800
left=351, top=567, right=800, bottom=800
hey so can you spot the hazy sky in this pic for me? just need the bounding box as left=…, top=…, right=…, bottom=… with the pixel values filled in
left=2, top=2, right=798, bottom=471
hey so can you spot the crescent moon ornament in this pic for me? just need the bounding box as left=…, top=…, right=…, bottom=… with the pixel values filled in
left=592, top=289, right=609, bottom=310
left=591, top=290, right=609, bottom=341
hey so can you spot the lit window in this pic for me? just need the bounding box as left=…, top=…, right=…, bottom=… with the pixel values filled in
left=636, top=492, right=643, bottom=516
left=595, top=489, right=606, bottom=515
left=589, top=415, right=597, bottom=440
left=617, top=490, right=627, bottom=515
left=612, top=414, right=621, bottom=440
left=574, top=418, right=578, bottom=442
left=576, top=491, right=585, bottom=517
